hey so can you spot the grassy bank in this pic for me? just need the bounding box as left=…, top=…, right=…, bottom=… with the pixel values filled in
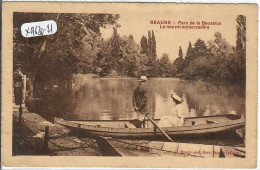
left=13, top=104, right=101, bottom=156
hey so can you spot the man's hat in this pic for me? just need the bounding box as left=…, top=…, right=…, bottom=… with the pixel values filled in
left=171, top=93, right=183, bottom=104
left=138, top=76, right=147, bottom=82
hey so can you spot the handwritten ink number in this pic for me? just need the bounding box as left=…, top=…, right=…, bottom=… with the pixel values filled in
left=30, top=27, right=35, bottom=36
left=23, top=22, right=55, bottom=37
left=25, top=27, right=30, bottom=36
left=47, top=24, right=53, bottom=33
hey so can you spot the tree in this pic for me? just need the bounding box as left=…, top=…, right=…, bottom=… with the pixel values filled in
left=146, top=30, right=157, bottom=61
left=98, top=32, right=146, bottom=77
left=160, top=53, right=170, bottom=64
left=151, top=30, right=157, bottom=60
left=236, top=15, right=246, bottom=50
left=178, top=16, right=246, bottom=82
left=172, top=46, right=186, bottom=77
left=140, top=35, right=148, bottom=55
left=147, top=30, right=152, bottom=60
left=13, top=13, right=120, bottom=98
left=181, top=39, right=208, bottom=80
left=136, top=53, right=149, bottom=76
left=185, top=41, right=193, bottom=66
left=172, top=56, right=185, bottom=76
left=205, top=31, right=243, bottom=81
left=193, top=39, right=208, bottom=59
left=95, top=39, right=112, bottom=75
left=119, top=35, right=139, bottom=76
left=158, top=53, right=172, bottom=77
left=234, top=15, right=246, bottom=83
left=144, top=30, right=157, bottom=76
left=110, top=27, right=122, bottom=72
left=178, top=46, right=183, bottom=58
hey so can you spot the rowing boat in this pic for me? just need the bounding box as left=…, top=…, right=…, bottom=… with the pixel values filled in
left=96, top=136, right=245, bottom=157
left=54, top=114, right=244, bottom=139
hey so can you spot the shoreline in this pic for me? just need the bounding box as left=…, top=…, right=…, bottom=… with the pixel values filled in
left=12, top=104, right=101, bottom=156
left=74, top=74, right=245, bottom=86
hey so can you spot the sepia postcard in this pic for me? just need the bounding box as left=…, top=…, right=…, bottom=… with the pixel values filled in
left=1, top=2, right=258, bottom=168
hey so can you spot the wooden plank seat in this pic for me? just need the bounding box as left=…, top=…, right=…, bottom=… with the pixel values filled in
left=125, top=122, right=136, bottom=128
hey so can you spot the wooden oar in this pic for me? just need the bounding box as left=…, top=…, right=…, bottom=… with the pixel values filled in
left=145, top=113, right=174, bottom=142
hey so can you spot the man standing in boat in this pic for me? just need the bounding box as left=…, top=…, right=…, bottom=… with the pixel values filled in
left=132, top=76, right=148, bottom=127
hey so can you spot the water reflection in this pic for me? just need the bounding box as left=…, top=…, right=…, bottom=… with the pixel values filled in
left=69, top=77, right=245, bottom=120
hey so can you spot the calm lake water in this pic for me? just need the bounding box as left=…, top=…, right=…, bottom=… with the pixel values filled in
left=68, top=76, right=245, bottom=121
left=36, top=75, right=245, bottom=145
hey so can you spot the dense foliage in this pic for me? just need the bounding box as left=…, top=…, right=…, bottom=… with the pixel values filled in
left=93, top=15, right=246, bottom=83
left=94, top=28, right=158, bottom=77
left=14, top=14, right=246, bottom=99
left=14, top=12, right=120, bottom=97
left=174, top=15, right=246, bottom=83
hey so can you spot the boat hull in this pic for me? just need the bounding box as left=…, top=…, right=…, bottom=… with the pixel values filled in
left=54, top=114, right=245, bottom=139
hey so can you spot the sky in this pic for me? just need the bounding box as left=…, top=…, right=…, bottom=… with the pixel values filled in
left=100, top=4, right=239, bottom=61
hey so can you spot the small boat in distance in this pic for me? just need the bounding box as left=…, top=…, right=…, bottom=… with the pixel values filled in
left=54, top=114, right=245, bottom=139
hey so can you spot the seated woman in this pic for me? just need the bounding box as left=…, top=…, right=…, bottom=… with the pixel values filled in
left=158, top=93, right=189, bottom=127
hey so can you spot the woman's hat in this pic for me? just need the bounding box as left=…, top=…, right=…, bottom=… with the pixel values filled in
left=139, top=76, right=147, bottom=82
left=171, top=93, right=183, bottom=103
